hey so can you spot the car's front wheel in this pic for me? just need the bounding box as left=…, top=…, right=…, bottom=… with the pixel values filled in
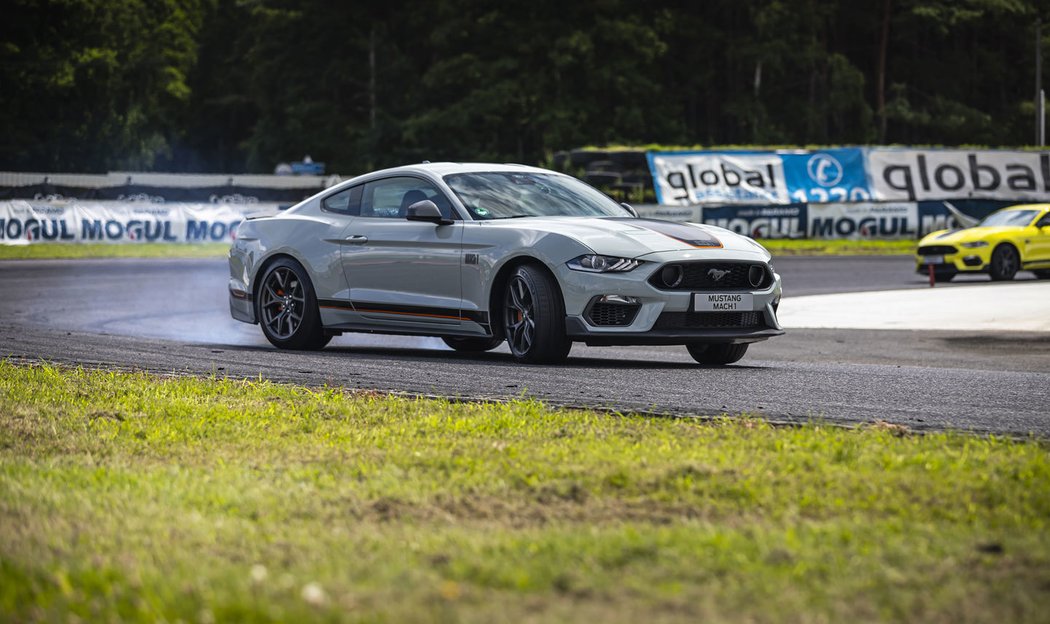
left=989, top=245, right=1020, bottom=281
left=503, top=265, right=571, bottom=364
left=686, top=343, right=749, bottom=365
left=256, top=257, right=331, bottom=350
left=442, top=336, right=504, bottom=352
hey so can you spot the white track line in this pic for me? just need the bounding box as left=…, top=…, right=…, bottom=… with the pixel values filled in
left=779, top=281, right=1050, bottom=332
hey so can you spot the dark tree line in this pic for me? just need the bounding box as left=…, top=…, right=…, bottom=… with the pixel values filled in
left=1, top=0, right=1048, bottom=174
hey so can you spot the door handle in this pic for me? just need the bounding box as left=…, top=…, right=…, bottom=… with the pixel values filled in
left=345, top=234, right=368, bottom=244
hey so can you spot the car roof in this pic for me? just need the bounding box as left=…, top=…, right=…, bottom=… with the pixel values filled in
left=999, top=204, right=1050, bottom=211
left=354, top=162, right=555, bottom=179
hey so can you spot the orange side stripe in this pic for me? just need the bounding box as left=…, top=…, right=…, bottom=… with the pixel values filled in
left=320, top=305, right=466, bottom=321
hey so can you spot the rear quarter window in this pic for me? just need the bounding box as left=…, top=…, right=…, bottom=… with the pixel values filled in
left=322, top=185, right=362, bottom=215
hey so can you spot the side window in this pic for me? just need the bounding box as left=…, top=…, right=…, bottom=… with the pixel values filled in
left=360, top=177, right=456, bottom=220
left=322, top=185, right=362, bottom=215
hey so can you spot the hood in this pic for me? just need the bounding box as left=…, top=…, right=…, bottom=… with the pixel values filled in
left=920, top=226, right=1017, bottom=244
left=479, top=217, right=771, bottom=259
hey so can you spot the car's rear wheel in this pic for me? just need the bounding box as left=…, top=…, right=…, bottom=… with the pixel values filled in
left=503, top=265, right=571, bottom=364
left=442, top=336, right=504, bottom=352
left=1034, top=269, right=1050, bottom=280
left=686, top=343, right=749, bottom=365
left=256, top=257, right=330, bottom=350
left=989, top=245, right=1019, bottom=281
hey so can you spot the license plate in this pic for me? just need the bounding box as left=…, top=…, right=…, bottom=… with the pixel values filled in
left=694, top=293, right=754, bottom=312
left=923, top=255, right=944, bottom=264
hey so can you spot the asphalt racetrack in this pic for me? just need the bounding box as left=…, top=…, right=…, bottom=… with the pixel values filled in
left=2, top=255, right=1047, bottom=436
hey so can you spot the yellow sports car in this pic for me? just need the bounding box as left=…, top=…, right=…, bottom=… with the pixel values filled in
left=916, top=204, right=1050, bottom=282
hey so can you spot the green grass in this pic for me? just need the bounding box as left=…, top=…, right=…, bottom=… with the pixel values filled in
left=1, top=362, right=1047, bottom=623
left=0, top=243, right=229, bottom=260
left=759, top=238, right=915, bottom=256
left=0, top=239, right=912, bottom=261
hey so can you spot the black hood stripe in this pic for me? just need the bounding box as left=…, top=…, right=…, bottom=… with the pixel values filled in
left=608, top=218, right=723, bottom=248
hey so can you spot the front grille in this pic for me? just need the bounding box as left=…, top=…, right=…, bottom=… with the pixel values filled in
left=654, top=311, right=764, bottom=330
left=587, top=302, right=640, bottom=326
left=648, top=262, right=771, bottom=291
left=917, top=245, right=957, bottom=255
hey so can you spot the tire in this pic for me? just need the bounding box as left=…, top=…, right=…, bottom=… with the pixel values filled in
left=255, top=257, right=331, bottom=350
left=502, top=264, right=571, bottom=364
left=442, top=336, right=504, bottom=352
left=989, top=245, right=1020, bottom=281
left=1034, top=269, right=1050, bottom=280
left=686, top=343, right=749, bottom=365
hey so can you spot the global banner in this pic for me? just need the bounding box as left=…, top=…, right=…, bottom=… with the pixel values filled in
left=867, top=148, right=1050, bottom=202
left=647, top=148, right=872, bottom=206
left=0, top=200, right=252, bottom=245
left=649, top=147, right=1050, bottom=206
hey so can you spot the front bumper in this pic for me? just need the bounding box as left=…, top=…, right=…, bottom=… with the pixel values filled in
left=914, top=247, right=992, bottom=275
left=555, top=254, right=784, bottom=346
left=565, top=316, right=783, bottom=345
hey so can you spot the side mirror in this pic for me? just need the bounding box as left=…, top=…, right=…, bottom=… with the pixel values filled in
left=406, top=200, right=452, bottom=225
left=620, top=202, right=639, bottom=218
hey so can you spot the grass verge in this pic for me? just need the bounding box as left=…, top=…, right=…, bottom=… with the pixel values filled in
left=758, top=238, right=915, bottom=256
left=0, top=243, right=229, bottom=260
left=1, top=362, right=1047, bottom=623
left=0, top=240, right=914, bottom=260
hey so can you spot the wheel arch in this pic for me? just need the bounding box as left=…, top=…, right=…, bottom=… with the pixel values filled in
left=989, top=240, right=1022, bottom=280
left=251, top=251, right=314, bottom=305
left=487, top=255, right=565, bottom=339
left=992, top=240, right=1021, bottom=258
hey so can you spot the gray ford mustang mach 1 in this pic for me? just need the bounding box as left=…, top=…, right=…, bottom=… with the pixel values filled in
left=229, top=163, right=784, bottom=364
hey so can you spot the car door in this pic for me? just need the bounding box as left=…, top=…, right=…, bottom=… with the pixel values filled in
left=340, top=175, right=464, bottom=328
left=1026, top=210, right=1050, bottom=264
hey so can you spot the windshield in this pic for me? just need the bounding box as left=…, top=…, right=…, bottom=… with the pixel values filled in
left=443, top=172, right=630, bottom=220
left=979, top=209, right=1038, bottom=227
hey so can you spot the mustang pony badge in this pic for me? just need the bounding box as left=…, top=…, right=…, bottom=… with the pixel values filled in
left=707, top=268, right=730, bottom=281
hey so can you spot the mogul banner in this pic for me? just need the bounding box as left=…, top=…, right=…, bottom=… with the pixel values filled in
left=867, top=148, right=1050, bottom=202
left=806, top=202, right=919, bottom=239
left=694, top=199, right=1007, bottom=240
left=701, top=205, right=807, bottom=238
left=648, top=148, right=872, bottom=206
left=0, top=200, right=251, bottom=244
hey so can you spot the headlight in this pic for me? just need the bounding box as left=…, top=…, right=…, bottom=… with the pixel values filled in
left=567, top=254, right=641, bottom=273
left=959, top=241, right=989, bottom=248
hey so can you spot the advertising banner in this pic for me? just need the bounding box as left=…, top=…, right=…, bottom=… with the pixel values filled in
left=0, top=200, right=250, bottom=245
left=647, top=151, right=789, bottom=205
left=701, top=204, right=807, bottom=238
left=648, top=148, right=872, bottom=206
left=779, top=148, right=872, bottom=204
left=806, top=202, right=919, bottom=239
left=868, top=148, right=1050, bottom=202
left=0, top=183, right=317, bottom=204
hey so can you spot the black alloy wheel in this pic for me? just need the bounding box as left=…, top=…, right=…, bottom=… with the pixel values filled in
left=989, top=245, right=1019, bottom=281
left=256, top=257, right=330, bottom=350
left=503, top=265, right=571, bottom=364
left=442, top=336, right=504, bottom=352
left=686, top=343, right=749, bottom=365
